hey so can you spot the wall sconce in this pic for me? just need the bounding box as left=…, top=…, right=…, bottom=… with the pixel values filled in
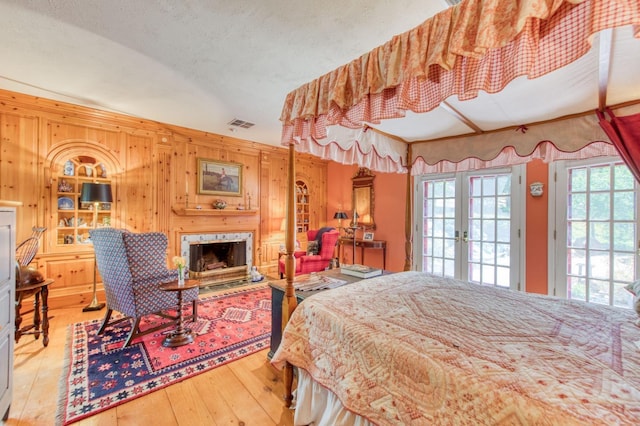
left=529, top=182, right=544, bottom=197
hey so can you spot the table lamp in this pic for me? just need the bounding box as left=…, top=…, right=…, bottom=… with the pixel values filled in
left=333, top=211, right=348, bottom=230
left=80, top=182, right=113, bottom=312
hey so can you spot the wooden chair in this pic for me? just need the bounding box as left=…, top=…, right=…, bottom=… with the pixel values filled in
left=15, top=226, right=46, bottom=267
left=15, top=226, right=52, bottom=346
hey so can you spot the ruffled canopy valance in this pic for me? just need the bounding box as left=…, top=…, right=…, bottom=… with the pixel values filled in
left=280, top=0, right=640, bottom=174
left=410, top=106, right=640, bottom=175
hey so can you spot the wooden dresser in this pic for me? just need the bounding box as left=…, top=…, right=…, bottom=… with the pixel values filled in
left=0, top=201, right=19, bottom=420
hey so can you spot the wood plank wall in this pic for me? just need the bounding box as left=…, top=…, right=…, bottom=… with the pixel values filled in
left=0, top=89, right=327, bottom=308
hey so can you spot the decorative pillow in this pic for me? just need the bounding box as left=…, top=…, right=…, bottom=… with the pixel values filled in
left=307, top=240, right=319, bottom=255
left=624, top=280, right=640, bottom=326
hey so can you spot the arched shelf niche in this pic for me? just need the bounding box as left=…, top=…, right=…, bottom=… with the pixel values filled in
left=45, top=141, right=122, bottom=253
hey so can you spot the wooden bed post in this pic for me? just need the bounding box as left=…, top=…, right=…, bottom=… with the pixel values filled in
left=282, top=142, right=298, bottom=407
left=404, top=145, right=413, bottom=271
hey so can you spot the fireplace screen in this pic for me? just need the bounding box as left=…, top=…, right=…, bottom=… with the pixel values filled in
left=189, top=241, right=246, bottom=272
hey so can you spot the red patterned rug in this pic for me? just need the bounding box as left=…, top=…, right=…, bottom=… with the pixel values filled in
left=56, top=284, right=271, bottom=425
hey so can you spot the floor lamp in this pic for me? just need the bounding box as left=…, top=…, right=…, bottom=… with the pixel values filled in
left=80, top=182, right=113, bottom=312
left=348, top=212, right=359, bottom=264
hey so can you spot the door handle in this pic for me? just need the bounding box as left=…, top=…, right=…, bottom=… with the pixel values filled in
left=455, top=231, right=460, bottom=242
left=463, top=231, right=469, bottom=242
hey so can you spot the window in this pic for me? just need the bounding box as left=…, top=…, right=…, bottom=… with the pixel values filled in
left=552, top=158, right=638, bottom=307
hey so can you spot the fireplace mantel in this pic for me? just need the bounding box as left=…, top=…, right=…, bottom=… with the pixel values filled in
left=172, top=206, right=258, bottom=216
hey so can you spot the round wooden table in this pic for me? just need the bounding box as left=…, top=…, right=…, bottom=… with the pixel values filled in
left=158, top=279, right=199, bottom=347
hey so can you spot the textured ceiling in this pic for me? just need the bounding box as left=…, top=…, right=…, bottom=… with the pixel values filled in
left=0, top=0, right=446, bottom=145
left=0, top=1, right=639, bottom=148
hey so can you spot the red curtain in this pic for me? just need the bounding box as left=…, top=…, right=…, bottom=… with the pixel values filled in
left=597, top=108, right=640, bottom=183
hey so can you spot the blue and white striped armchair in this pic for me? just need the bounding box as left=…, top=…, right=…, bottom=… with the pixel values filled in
left=89, top=228, right=199, bottom=346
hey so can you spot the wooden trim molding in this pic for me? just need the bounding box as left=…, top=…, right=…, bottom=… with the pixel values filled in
left=171, top=207, right=258, bottom=216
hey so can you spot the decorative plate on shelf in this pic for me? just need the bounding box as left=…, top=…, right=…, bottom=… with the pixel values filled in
left=58, top=197, right=74, bottom=210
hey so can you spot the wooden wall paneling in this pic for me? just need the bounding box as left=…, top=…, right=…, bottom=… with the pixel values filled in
left=157, top=143, right=173, bottom=238
left=46, top=120, right=123, bottom=155
left=258, top=150, right=288, bottom=274
left=173, top=138, right=188, bottom=209
left=0, top=88, right=333, bottom=307
left=0, top=113, right=40, bottom=243
left=38, top=253, right=99, bottom=309
left=123, top=133, right=156, bottom=232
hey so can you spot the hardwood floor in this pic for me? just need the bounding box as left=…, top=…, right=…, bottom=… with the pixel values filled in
left=5, top=298, right=295, bottom=426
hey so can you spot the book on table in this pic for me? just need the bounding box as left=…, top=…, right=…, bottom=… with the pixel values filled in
left=340, top=264, right=383, bottom=279
left=293, top=274, right=348, bottom=291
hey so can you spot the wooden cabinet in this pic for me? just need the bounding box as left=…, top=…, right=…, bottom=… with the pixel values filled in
left=269, top=282, right=304, bottom=359
left=296, top=179, right=310, bottom=233
left=268, top=270, right=363, bottom=358
left=0, top=202, right=18, bottom=421
left=54, top=156, right=112, bottom=249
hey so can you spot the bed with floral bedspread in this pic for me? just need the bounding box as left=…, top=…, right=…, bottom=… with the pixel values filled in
left=271, top=271, right=640, bottom=425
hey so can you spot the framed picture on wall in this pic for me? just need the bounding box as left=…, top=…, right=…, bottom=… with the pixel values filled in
left=363, top=232, right=374, bottom=241
left=197, top=158, right=243, bottom=196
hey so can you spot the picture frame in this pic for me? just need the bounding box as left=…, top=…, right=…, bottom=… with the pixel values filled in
left=197, top=158, right=242, bottom=196
left=363, top=231, right=374, bottom=241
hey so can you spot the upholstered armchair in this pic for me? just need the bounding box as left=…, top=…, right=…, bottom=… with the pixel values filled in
left=278, top=228, right=340, bottom=278
left=89, top=228, right=199, bottom=347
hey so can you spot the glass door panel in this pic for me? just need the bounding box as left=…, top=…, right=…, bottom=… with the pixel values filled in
left=418, top=168, right=520, bottom=289
left=560, top=159, right=638, bottom=307
left=421, top=178, right=457, bottom=277
left=466, top=173, right=512, bottom=287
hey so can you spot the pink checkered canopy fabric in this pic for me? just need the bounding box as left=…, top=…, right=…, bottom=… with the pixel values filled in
left=280, top=0, right=640, bottom=147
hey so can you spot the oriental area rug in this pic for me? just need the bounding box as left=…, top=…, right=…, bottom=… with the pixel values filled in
left=56, top=284, right=271, bottom=425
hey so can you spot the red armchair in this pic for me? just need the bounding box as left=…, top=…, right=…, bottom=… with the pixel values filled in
left=279, top=228, right=339, bottom=278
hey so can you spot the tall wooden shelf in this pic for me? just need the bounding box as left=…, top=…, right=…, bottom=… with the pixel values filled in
left=54, top=156, right=113, bottom=249
left=296, top=179, right=310, bottom=233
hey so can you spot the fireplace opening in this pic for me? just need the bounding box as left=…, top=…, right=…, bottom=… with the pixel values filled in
left=181, top=232, right=253, bottom=287
left=189, top=241, right=246, bottom=273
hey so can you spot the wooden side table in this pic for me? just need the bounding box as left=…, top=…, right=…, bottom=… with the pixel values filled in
left=159, top=279, right=199, bottom=347
left=15, top=278, right=54, bottom=347
left=338, top=237, right=387, bottom=269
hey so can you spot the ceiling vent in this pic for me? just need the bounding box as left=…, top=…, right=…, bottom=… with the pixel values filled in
left=228, top=118, right=255, bottom=129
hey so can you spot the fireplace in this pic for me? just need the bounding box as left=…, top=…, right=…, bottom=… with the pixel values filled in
left=180, top=232, right=253, bottom=287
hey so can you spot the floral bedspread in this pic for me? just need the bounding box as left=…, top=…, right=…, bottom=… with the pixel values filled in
left=271, top=271, right=640, bottom=425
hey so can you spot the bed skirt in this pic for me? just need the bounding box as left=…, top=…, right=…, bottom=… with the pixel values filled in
left=295, top=369, right=374, bottom=426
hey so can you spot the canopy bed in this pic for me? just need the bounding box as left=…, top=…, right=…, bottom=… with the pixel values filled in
left=274, top=0, right=640, bottom=423
left=272, top=271, right=640, bottom=424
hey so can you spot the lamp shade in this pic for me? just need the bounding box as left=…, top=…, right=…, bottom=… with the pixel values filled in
left=333, top=211, right=348, bottom=220
left=80, top=183, right=113, bottom=203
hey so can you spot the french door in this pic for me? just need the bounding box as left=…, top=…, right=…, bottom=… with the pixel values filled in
left=551, top=158, right=639, bottom=307
left=416, top=167, right=523, bottom=290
